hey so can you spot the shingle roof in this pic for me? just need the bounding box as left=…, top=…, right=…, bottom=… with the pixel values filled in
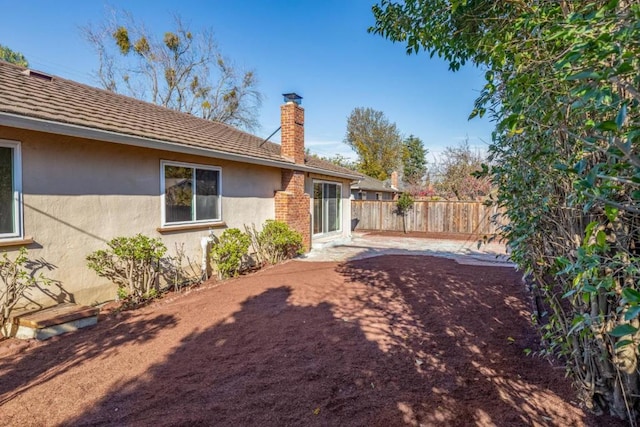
left=0, top=60, right=356, bottom=178
left=304, top=155, right=357, bottom=177
left=351, top=174, right=397, bottom=193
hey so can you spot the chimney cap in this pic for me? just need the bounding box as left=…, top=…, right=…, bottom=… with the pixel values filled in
left=283, top=93, right=302, bottom=105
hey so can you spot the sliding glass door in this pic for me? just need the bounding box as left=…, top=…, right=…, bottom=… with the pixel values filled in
left=313, top=181, right=341, bottom=235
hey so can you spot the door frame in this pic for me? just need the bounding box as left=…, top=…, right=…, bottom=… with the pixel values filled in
left=312, top=180, right=343, bottom=237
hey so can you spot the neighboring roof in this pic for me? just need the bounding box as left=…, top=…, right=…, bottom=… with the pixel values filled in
left=305, top=156, right=358, bottom=177
left=0, top=61, right=358, bottom=179
left=351, top=173, right=398, bottom=193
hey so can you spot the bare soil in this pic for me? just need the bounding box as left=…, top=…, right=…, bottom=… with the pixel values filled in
left=0, top=255, right=620, bottom=426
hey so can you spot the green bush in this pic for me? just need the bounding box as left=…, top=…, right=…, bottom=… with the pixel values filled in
left=87, top=234, right=167, bottom=304
left=247, top=220, right=304, bottom=266
left=210, top=228, right=251, bottom=279
left=395, top=193, right=414, bottom=234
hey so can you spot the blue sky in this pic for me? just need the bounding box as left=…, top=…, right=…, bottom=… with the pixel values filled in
left=0, top=0, right=493, bottom=162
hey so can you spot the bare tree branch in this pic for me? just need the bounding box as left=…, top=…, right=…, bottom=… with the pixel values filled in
left=81, top=9, right=262, bottom=131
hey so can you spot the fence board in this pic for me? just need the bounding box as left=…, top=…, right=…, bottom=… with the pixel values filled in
left=351, top=200, right=503, bottom=236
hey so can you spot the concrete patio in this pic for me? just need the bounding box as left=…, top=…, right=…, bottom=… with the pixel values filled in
left=303, top=232, right=513, bottom=267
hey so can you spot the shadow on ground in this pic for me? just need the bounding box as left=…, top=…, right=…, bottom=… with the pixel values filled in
left=66, top=256, right=594, bottom=426
left=65, top=286, right=404, bottom=425
left=335, top=255, right=589, bottom=425
left=0, top=253, right=617, bottom=426
left=0, top=312, right=177, bottom=405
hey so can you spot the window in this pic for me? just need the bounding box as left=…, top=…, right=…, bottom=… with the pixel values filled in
left=0, top=140, right=22, bottom=239
left=313, top=181, right=342, bottom=235
left=161, top=161, right=221, bottom=226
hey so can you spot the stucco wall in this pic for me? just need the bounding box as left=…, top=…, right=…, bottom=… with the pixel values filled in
left=0, top=126, right=280, bottom=308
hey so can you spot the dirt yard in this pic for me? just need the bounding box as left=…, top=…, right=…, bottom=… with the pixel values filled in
left=0, top=255, right=619, bottom=426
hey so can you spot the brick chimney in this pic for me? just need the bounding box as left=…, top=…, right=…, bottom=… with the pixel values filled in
left=275, top=93, right=311, bottom=251
left=391, top=171, right=399, bottom=189
left=280, top=93, right=305, bottom=164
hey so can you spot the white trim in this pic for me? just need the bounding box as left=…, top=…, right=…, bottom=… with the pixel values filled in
left=160, top=160, right=223, bottom=228
left=312, top=179, right=343, bottom=237
left=0, top=139, right=22, bottom=239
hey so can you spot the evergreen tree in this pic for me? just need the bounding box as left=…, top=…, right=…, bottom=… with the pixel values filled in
left=402, top=135, right=427, bottom=185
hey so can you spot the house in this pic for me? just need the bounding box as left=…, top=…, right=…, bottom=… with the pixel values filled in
left=351, top=171, right=399, bottom=201
left=0, top=60, right=359, bottom=307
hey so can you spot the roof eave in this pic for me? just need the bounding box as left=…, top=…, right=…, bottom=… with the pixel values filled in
left=0, top=112, right=359, bottom=179
left=302, top=168, right=361, bottom=180
left=353, top=186, right=396, bottom=192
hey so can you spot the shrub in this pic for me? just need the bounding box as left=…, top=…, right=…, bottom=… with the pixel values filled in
left=246, top=220, right=304, bottom=266
left=0, top=247, right=50, bottom=335
left=210, top=228, right=251, bottom=279
left=162, top=243, right=202, bottom=292
left=395, top=193, right=414, bottom=233
left=87, top=234, right=167, bottom=305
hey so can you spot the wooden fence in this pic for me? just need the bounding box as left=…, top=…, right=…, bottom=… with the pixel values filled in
left=351, top=200, right=503, bottom=235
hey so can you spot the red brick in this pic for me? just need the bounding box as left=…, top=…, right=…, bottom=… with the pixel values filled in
left=277, top=99, right=311, bottom=251
left=281, top=102, right=305, bottom=164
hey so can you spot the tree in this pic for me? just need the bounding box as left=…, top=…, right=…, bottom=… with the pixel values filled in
left=402, top=135, right=427, bottom=185
left=395, top=192, right=414, bottom=234
left=345, top=107, right=402, bottom=180
left=435, top=140, right=490, bottom=200
left=82, top=11, right=262, bottom=131
left=371, top=0, right=640, bottom=420
left=0, top=44, right=28, bottom=67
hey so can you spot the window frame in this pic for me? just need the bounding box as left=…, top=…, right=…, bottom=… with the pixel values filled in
left=0, top=139, right=23, bottom=240
left=160, top=160, right=222, bottom=227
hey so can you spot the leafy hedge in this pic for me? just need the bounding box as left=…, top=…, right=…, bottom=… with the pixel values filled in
left=372, top=0, right=640, bottom=420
